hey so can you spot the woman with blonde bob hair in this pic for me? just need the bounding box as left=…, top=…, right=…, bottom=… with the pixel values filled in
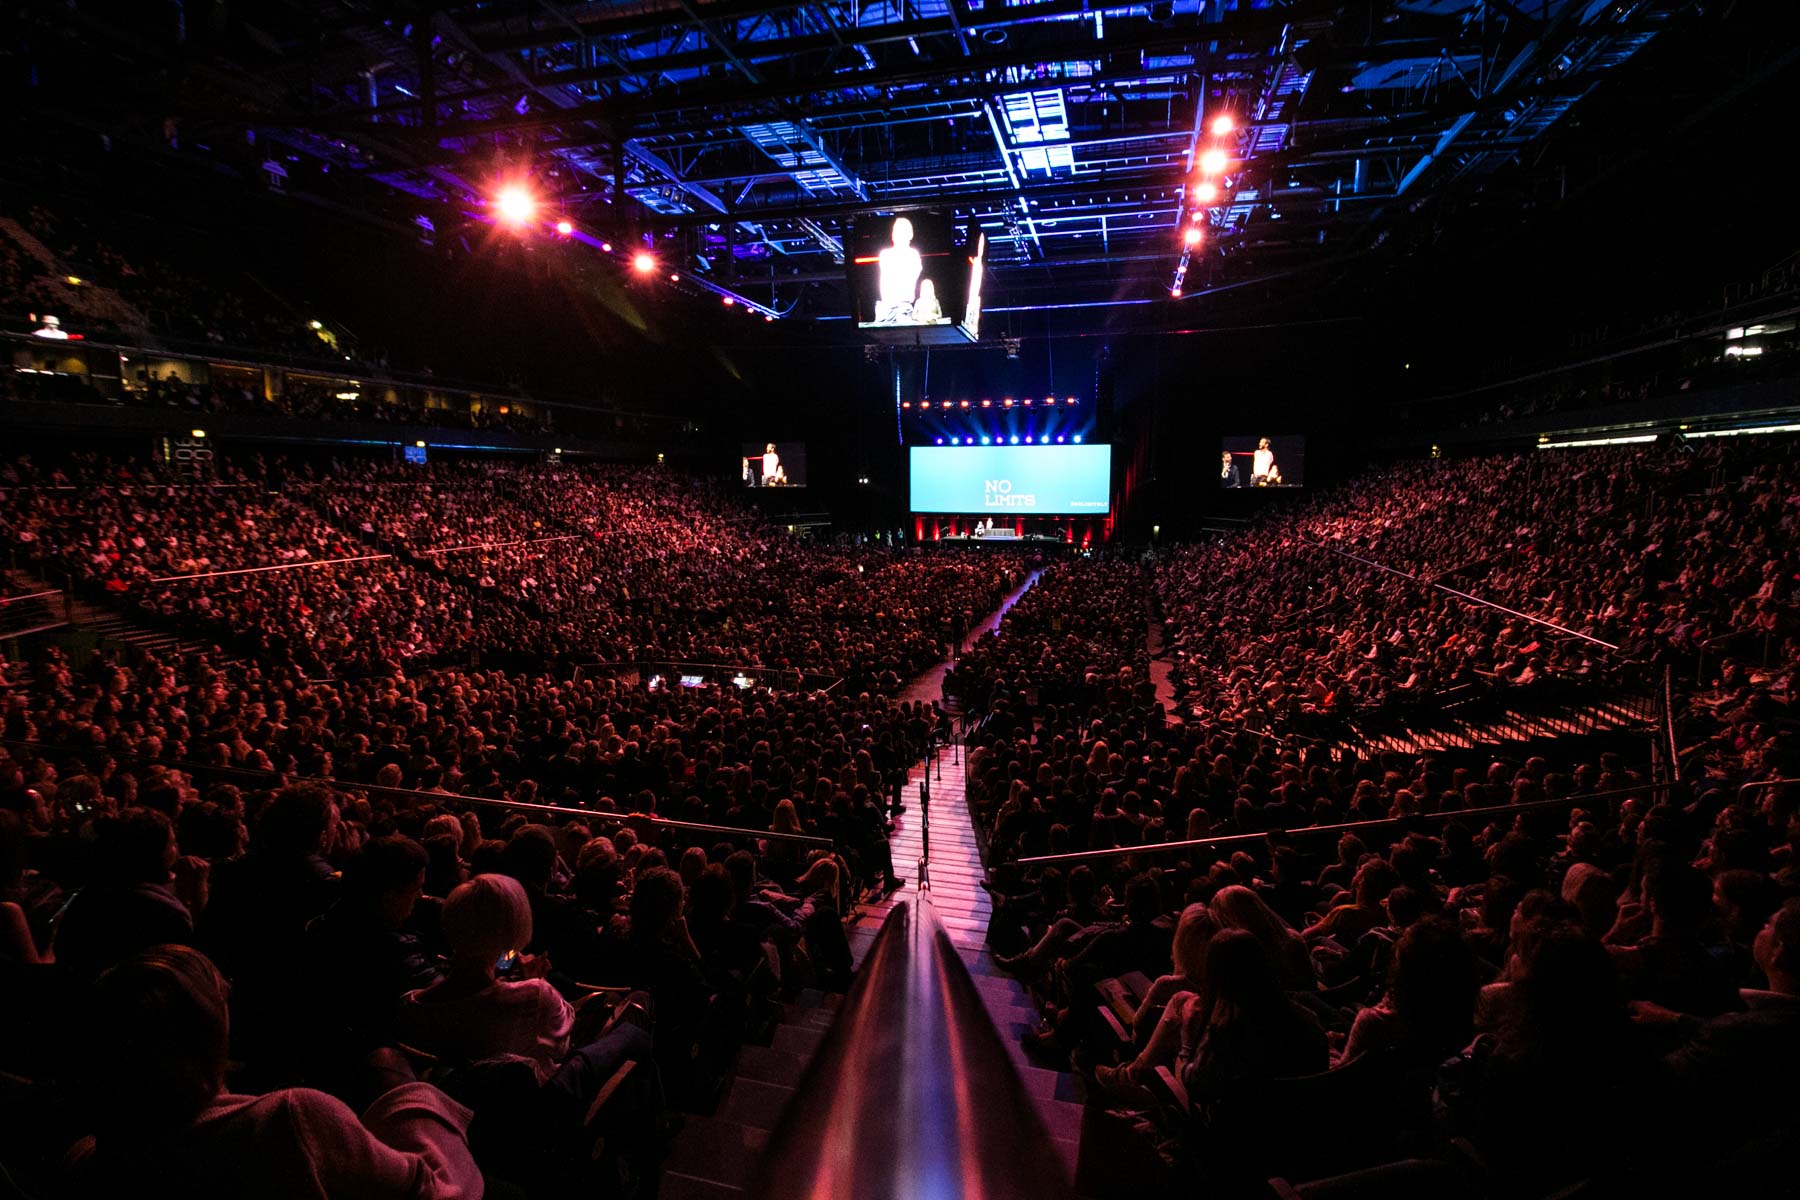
left=399, top=874, right=661, bottom=1120
left=398, top=873, right=573, bottom=1077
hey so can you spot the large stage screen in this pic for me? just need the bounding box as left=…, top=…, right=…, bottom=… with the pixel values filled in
left=910, top=444, right=1111, bottom=514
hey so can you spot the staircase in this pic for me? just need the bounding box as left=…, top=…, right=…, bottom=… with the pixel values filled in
left=0, top=216, right=146, bottom=331
left=962, top=949, right=1086, bottom=1181
left=3, top=568, right=218, bottom=659
left=1342, top=695, right=1655, bottom=760
left=660, top=988, right=841, bottom=1199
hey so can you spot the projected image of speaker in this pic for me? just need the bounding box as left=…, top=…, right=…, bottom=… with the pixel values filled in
left=741, top=442, right=807, bottom=488
left=849, top=212, right=982, bottom=345
left=1220, top=435, right=1305, bottom=488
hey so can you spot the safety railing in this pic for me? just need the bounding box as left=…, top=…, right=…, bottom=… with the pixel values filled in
left=1660, top=664, right=1681, bottom=785
left=1013, top=781, right=1683, bottom=868
left=0, top=588, right=70, bottom=638
left=749, top=899, right=1071, bottom=1200
left=0, top=736, right=833, bottom=850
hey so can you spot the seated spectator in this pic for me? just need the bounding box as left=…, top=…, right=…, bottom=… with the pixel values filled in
left=300, top=836, right=439, bottom=1057
left=398, top=873, right=658, bottom=1116
left=52, top=808, right=193, bottom=980
left=1176, top=929, right=1328, bottom=1102
left=68, top=945, right=481, bottom=1199
left=1336, top=917, right=1479, bottom=1066
left=1440, top=928, right=1658, bottom=1195
left=1636, top=899, right=1800, bottom=1148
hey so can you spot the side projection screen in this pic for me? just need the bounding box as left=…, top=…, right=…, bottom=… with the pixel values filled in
left=909, top=444, right=1111, bottom=515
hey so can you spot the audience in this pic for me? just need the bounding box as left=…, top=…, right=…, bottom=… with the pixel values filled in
left=1, top=429, right=1796, bottom=1197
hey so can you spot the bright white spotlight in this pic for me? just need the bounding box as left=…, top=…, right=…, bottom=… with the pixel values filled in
left=951, top=436, right=961, bottom=445
left=495, top=185, right=536, bottom=225
left=1009, top=435, right=1020, bottom=445
left=633, top=252, right=655, bottom=273
left=981, top=437, right=991, bottom=445
left=1199, top=148, right=1228, bottom=175
left=601, top=241, right=613, bottom=252
left=1184, top=226, right=1203, bottom=247
left=555, top=219, right=574, bottom=235
left=1195, top=181, right=1218, bottom=204
left=1073, top=434, right=1083, bottom=443
left=1171, top=286, right=1183, bottom=298
left=1210, top=114, right=1235, bottom=137
left=722, top=297, right=734, bottom=305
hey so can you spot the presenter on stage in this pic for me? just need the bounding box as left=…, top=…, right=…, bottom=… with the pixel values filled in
left=1252, top=437, right=1277, bottom=486
left=1221, top=451, right=1241, bottom=489
left=875, top=217, right=924, bottom=324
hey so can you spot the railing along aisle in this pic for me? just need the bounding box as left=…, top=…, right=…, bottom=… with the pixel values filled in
left=750, top=899, right=1070, bottom=1200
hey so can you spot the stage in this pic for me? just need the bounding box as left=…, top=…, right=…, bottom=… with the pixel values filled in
left=914, top=513, right=1112, bottom=547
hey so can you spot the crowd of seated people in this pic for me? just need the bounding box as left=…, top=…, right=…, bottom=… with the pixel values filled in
left=953, top=440, right=1799, bottom=1194
left=0, top=452, right=1025, bottom=682
left=0, top=448, right=1048, bottom=1194
left=1159, top=441, right=1797, bottom=729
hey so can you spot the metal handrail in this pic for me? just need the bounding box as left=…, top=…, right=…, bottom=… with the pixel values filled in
left=0, top=736, right=833, bottom=848
left=1661, top=664, right=1681, bottom=784
left=1014, top=781, right=1682, bottom=868
left=749, top=899, right=1071, bottom=1200
left=0, top=589, right=64, bottom=605
left=1306, top=539, right=1623, bottom=652
left=1739, top=777, right=1800, bottom=798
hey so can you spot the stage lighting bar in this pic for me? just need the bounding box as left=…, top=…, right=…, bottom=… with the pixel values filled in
left=906, top=396, right=1079, bottom=415
left=1173, top=107, right=1240, bottom=296
left=656, top=263, right=780, bottom=319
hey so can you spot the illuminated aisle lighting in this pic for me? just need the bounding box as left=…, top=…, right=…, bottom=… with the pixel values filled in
left=495, top=185, right=536, bottom=225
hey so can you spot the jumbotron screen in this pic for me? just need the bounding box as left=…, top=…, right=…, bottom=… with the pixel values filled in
left=909, top=444, right=1111, bottom=514
left=849, top=211, right=980, bottom=341
left=1220, top=435, right=1305, bottom=488
left=741, top=442, right=806, bottom=487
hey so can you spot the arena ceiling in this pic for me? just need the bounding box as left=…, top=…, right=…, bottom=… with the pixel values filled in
left=15, top=0, right=1707, bottom=323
